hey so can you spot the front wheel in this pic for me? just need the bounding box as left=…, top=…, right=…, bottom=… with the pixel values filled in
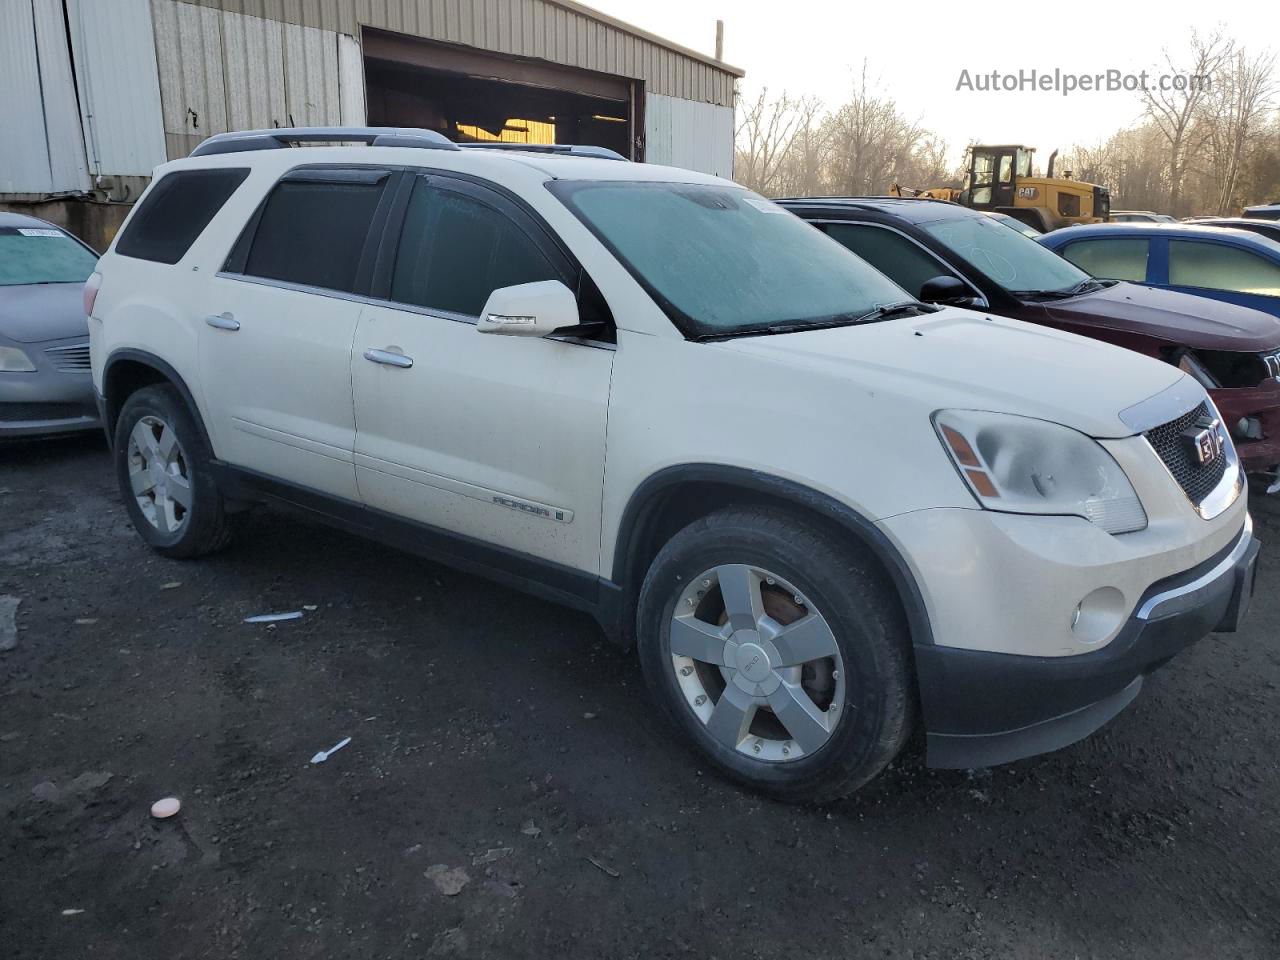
left=637, top=507, right=915, bottom=803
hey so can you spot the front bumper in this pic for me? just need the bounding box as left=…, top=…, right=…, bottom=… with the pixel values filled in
left=917, top=516, right=1259, bottom=769
left=0, top=337, right=100, bottom=439
left=1213, top=381, right=1280, bottom=474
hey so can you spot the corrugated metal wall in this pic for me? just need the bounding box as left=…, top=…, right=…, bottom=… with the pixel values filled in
left=151, top=0, right=365, bottom=158
left=66, top=0, right=169, bottom=176
left=644, top=93, right=734, bottom=179
left=0, top=0, right=91, bottom=194
left=176, top=0, right=740, bottom=106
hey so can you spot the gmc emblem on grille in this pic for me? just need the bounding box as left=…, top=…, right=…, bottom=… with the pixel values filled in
left=1183, top=416, right=1224, bottom=466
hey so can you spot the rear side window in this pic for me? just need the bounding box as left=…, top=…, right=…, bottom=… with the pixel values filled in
left=1169, top=241, right=1280, bottom=296
left=1061, top=237, right=1150, bottom=283
left=241, top=174, right=388, bottom=294
left=824, top=223, right=957, bottom=299
left=115, top=168, right=248, bottom=264
left=390, top=180, right=560, bottom=316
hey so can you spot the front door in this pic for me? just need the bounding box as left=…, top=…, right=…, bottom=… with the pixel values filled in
left=350, top=173, right=614, bottom=574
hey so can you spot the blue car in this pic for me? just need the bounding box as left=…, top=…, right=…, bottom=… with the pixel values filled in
left=1040, top=222, right=1280, bottom=319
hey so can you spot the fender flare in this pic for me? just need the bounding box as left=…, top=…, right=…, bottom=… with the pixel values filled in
left=102, top=348, right=214, bottom=453
left=611, top=463, right=935, bottom=647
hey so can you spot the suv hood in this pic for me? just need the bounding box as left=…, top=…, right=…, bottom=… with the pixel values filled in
left=716, top=309, right=1185, bottom=438
left=0, top=283, right=89, bottom=343
left=1045, top=281, right=1280, bottom=352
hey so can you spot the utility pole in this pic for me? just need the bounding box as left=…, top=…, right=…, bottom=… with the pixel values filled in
left=715, top=20, right=724, bottom=61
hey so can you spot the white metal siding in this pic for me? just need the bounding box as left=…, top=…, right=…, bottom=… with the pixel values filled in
left=179, top=0, right=741, bottom=106
left=338, top=33, right=368, bottom=126
left=151, top=0, right=359, bottom=158
left=644, top=93, right=734, bottom=179
left=66, top=0, right=169, bottom=177
left=0, top=0, right=90, bottom=194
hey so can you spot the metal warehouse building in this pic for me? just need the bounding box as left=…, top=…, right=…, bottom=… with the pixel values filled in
left=2, top=0, right=743, bottom=250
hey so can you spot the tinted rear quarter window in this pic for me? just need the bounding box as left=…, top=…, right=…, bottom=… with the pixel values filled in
left=115, top=168, right=249, bottom=264
left=242, top=175, right=388, bottom=293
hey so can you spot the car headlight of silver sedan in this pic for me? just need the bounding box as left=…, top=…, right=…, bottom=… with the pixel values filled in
left=0, top=346, right=37, bottom=372
left=934, top=409, right=1148, bottom=534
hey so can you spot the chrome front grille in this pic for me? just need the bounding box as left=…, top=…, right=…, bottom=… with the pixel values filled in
left=1145, top=401, right=1230, bottom=507
left=1262, top=350, right=1280, bottom=382
left=45, top=340, right=91, bottom=373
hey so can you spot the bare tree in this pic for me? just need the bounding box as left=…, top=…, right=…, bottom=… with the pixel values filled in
left=1142, top=30, right=1235, bottom=215
left=822, top=64, right=933, bottom=196
left=734, top=88, right=819, bottom=196
left=1203, top=48, right=1276, bottom=214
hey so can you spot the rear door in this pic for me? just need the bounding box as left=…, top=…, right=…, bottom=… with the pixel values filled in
left=202, top=167, right=398, bottom=500
left=350, top=172, right=614, bottom=574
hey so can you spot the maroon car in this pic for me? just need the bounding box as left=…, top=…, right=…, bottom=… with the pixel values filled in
left=779, top=196, right=1280, bottom=482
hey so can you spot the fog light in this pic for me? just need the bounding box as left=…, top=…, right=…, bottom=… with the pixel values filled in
left=1235, top=416, right=1263, bottom=441
left=1071, top=587, right=1126, bottom=645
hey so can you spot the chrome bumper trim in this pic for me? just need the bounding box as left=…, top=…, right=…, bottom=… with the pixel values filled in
left=1136, top=513, right=1253, bottom=621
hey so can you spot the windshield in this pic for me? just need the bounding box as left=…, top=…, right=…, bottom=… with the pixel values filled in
left=923, top=215, right=1088, bottom=294
left=549, top=181, right=911, bottom=338
left=0, top=227, right=98, bottom=286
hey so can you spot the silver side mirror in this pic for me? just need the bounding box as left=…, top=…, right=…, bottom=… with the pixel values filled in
left=477, top=280, right=579, bottom=338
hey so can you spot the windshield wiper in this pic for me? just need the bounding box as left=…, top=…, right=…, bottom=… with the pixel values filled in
left=696, top=302, right=934, bottom=341
left=849, top=300, right=935, bottom=324
left=1011, top=278, right=1105, bottom=301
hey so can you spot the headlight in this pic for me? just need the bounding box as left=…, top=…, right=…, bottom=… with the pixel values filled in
left=934, top=410, right=1148, bottom=534
left=0, top=346, right=36, bottom=372
left=1176, top=350, right=1219, bottom=389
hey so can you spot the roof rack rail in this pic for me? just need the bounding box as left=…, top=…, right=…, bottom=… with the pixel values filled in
left=189, top=127, right=461, bottom=158
left=457, top=143, right=627, bottom=161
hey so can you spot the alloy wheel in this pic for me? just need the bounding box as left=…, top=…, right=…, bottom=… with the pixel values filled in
left=670, top=564, right=846, bottom=762
left=126, top=415, right=192, bottom=535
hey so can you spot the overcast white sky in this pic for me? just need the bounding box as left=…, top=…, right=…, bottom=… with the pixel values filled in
left=594, top=1, right=1277, bottom=165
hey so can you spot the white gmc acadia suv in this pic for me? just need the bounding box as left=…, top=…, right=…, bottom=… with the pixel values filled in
left=87, top=128, right=1258, bottom=802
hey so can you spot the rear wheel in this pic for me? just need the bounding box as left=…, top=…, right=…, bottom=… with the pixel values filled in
left=637, top=507, right=915, bottom=803
left=113, top=384, right=233, bottom=558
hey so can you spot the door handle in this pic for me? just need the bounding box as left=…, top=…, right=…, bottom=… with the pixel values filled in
left=205, top=313, right=240, bottom=331
left=364, top=348, right=413, bottom=368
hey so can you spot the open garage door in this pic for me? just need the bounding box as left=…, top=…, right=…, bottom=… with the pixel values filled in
left=362, top=29, right=639, bottom=160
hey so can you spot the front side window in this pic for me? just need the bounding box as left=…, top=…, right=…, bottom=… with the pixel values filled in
left=922, top=215, right=1088, bottom=293
left=0, top=226, right=98, bottom=286
left=1169, top=241, right=1280, bottom=296
left=242, top=173, right=388, bottom=293
left=824, top=223, right=959, bottom=299
left=1061, top=238, right=1150, bottom=283
left=550, top=181, right=910, bottom=338
left=116, top=168, right=248, bottom=264
left=391, top=180, right=560, bottom=316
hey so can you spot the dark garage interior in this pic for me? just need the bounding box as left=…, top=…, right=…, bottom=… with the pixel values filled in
left=362, top=29, right=637, bottom=158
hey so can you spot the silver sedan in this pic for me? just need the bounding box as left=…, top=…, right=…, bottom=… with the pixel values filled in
left=0, top=213, right=101, bottom=439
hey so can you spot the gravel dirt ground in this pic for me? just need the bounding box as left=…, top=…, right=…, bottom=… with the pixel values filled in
left=2, top=434, right=1278, bottom=959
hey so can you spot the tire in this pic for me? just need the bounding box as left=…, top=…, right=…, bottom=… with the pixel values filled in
left=636, top=506, right=915, bottom=803
left=113, top=383, right=234, bottom=558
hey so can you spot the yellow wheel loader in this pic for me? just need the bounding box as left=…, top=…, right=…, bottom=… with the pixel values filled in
left=892, top=145, right=1110, bottom=231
